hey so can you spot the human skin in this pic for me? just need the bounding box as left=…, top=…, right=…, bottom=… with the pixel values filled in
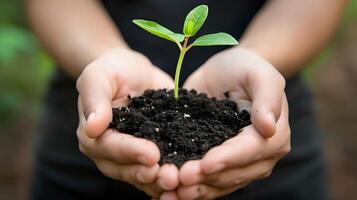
left=26, top=0, right=347, bottom=199
left=27, top=0, right=179, bottom=198
left=170, top=0, right=348, bottom=199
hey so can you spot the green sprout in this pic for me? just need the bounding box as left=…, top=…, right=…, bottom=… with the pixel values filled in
left=133, top=5, right=238, bottom=99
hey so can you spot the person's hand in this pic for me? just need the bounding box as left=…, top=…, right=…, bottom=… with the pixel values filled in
left=76, top=48, right=180, bottom=199
left=174, top=47, right=290, bottom=199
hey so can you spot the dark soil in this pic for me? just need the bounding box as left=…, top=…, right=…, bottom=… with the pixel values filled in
left=109, top=89, right=251, bottom=167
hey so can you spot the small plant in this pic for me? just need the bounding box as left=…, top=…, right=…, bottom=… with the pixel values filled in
left=133, top=4, right=238, bottom=99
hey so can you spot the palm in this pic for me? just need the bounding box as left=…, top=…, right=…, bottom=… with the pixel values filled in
left=176, top=47, right=290, bottom=199
left=76, top=48, right=178, bottom=198
left=183, top=50, right=253, bottom=112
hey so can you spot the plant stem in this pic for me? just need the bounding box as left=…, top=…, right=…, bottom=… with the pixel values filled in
left=174, top=37, right=189, bottom=99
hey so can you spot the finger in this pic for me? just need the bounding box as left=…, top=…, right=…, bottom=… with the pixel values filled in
left=178, top=184, right=239, bottom=200
left=142, top=164, right=179, bottom=199
left=77, top=98, right=87, bottom=140
left=157, top=164, right=179, bottom=190
left=179, top=160, right=203, bottom=186
left=78, top=97, right=86, bottom=124
left=76, top=66, right=115, bottom=138
left=94, top=129, right=161, bottom=165
left=247, top=65, right=285, bottom=138
left=95, top=160, right=159, bottom=184
left=135, top=181, right=165, bottom=199
left=201, top=99, right=290, bottom=175
left=200, top=125, right=266, bottom=174
left=197, top=159, right=275, bottom=189
left=152, top=69, right=175, bottom=90
left=182, top=68, right=208, bottom=94
left=227, top=91, right=252, bottom=112
left=160, top=191, right=179, bottom=200
left=77, top=127, right=160, bottom=165
left=180, top=159, right=274, bottom=188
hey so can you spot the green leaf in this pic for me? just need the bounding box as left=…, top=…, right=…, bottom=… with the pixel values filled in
left=183, top=5, right=208, bottom=37
left=191, top=32, right=238, bottom=47
left=133, top=19, right=184, bottom=43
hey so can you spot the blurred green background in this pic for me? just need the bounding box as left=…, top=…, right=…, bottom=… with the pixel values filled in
left=0, top=1, right=356, bottom=200
left=0, top=0, right=53, bottom=130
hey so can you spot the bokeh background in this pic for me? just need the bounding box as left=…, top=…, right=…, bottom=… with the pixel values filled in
left=0, top=1, right=356, bottom=199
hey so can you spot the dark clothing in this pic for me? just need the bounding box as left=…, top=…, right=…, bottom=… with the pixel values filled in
left=31, top=0, right=328, bottom=199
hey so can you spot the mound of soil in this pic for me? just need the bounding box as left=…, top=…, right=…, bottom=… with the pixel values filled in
left=109, top=89, right=251, bottom=167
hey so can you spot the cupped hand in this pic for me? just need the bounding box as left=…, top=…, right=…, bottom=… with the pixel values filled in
left=76, top=48, right=179, bottom=198
left=175, top=47, right=290, bottom=199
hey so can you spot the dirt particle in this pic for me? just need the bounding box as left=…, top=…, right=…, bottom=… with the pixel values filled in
left=109, top=89, right=251, bottom=167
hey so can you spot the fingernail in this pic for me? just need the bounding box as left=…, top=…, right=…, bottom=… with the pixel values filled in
left=206, top=163, right=225, bottom=174
left=158, top=178, right=169, bottom=190
left=138, top=156, right=149, bottom=165
left=268, top=112, right=276, bottom=124
left=136, top=171, right=146, bottom=183
left=87, top=112, right=96, bottom=122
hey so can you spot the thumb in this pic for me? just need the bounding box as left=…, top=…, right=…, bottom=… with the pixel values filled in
left=76, top=68, right=113, bottom=138
left=248, top=67, right=286, bottom=138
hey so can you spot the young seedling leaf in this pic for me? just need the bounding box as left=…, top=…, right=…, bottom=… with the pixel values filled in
left=191, top=32, right=238, bottom=47
left=132, top=5, right=239, bottom=99
left=183, top=5, right=208, bottom=37
left=133, top=19, right=185, bottom=43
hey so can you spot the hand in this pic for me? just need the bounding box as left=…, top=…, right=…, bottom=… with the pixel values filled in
left=175, top=47, right=290, bottom=199
left=76, top=48, right=179, bottom=198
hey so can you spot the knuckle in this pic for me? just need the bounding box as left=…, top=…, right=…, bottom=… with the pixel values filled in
left=206, top=172, right=219, bottom=182
left=136, top=183, right=161, bottom=198
left=76, top=64, right=98, bottom=92
left=94, top=160, right=109, bottom=176
left=275, top=144, right=290, bottom=158
left=76, top=126, right=84, bottom=139
left=76, top=127, right=81, bottom=138
left=75, top=74, right=85, bottom=93
left=278, top=136, right=291, bottom=157
left=254, top=147, right=265, bottom=161
left=285, top=123, right=291, bottom=137
left=76, top=65, right=93, bottom=85
left=132, top=181, right=145, bottom=191
left=276, top=72, right=286, bottom=90
left=97, top=162, right=124, bottom=181
left=262, top=169, right=273, bottom=178
left=96, top=133, right=115, bottom=157
left=234, top=175, right=245, bottom=186
left=97, top=166, right=111, bottom=178
left=281, top=143, right=291, bottom=156
left=146, top=191, right=159, bottom=199
left=114, top=173, right=125, bottom=182
left=275, top=127, right=291, bottom=158
left=78, top=144, right=88, bottom=155
left=237, top=181, right=250, bottom=189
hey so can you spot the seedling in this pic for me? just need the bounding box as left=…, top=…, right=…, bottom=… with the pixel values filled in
left=133, top=4, right=238, bottom=99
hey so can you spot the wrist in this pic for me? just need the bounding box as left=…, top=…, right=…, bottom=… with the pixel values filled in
left=70, top=43, right=130, bottom=79
left=234, top=42, right=270, bottom=62
left=233, top=43, right=287, bottom=77
left=78, top=46, right=156, bottom=80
